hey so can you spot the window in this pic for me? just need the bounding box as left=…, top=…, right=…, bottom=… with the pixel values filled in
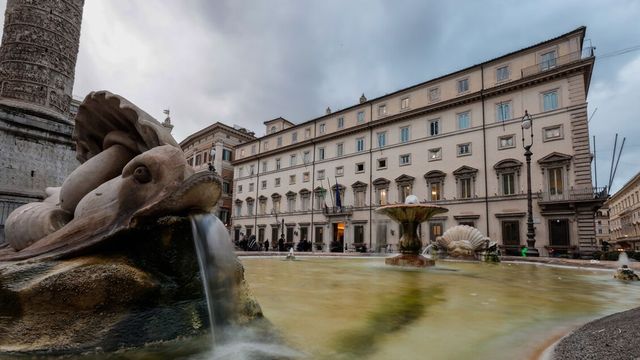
left=240, top=149, right=246, bottom=157
left=222, top=149, right=232, bottom=161
left=428, top=148, right=442, bottom=161
left=337, top=143, right=344, bottom=156
left=377, top=188, right=388, bottom=205
left=292, top=132, right=298, bottom=143
left=261, top=180, right=267, bottom=189
left=540, top=50, right=556, bottom=71
left=235, top=203, right=242, bottom=217
left=261, top=161, right=267, bottom=172
left=303, top=151, right=310, bottom=164
left=237, top=185, right=243, bottom=193
left=430, top=182, right=442, bottom=201
left=502, top=221, right=521, bottom=251
left=238, top=166, right=244, bottom=177
left=401, top=97, right=410, bottom=110
left=355, top=162, right=365, bottom=173
left=263, top=141, right=269, bottom=151
left=543, top=90, right=558, bottom=111
left=270, top=126, right=277, bottom=134
left=277, top=137, right=282, bottom=147
left=301, top=192, right=310, bottom=211
left=247, top=200, right=254, bottom=216
left=251, top=145, right=256, bottom=154
left=249, top=183, right=254, bottom=192
left=543, top=125, right=563, bottom=141
left=502, top=173, right=516, bottom=195
left=460, top=178, right=472, bottom=199
left=357, top=111, right=365, bottom=123
left=548, top=167, right=563, bottom=196
left=355, top=138, right=365, bottom=152
left=377, top=131, right=386, bottom=148
left=289, top=175, right=296, bottom=185
left=378, top=104, right=387, bottom=117
left=223, top=181, right=230, bottom=194
left=275, top=178, right=281, bottom=187
left=275, top=158, right=281, bottom=170
left=457, top=111, right=470, bottom=129
left=303, top=172, right=310, bottom=182
left=290, top=154, right=297, bottom=166
left=273, top=198, right=281, bottom=213
left=377, top=158, right=387, bottom=169
left=429, top=87, right=440, bottom=102
left=317, top=170, right=325, bottom=180
left=496, top=101, right=511, bottom=121
left=336, top=166, right=344, bottom=177
left=259, top=199, right=267, bottom=215
left=457, top=143, right=471, bottom=156
left=429, top=119, right=440, bottom=136
left=496, top=66, right=509, bottom=82
left=337, top=117, right=344, bottom=129
left=195, top=154, right=202, bottom=166
left=399, top=153, right=411, bottom=166
left=355, top=190, right=366, bottom=207
left=287, top=197, right=296, bottom=213
left=249, top=165, right=255, bottom=175
left=399, top=184, right=412, bottom=202
left=319, top=123, right=326, bottom=134
left=457, top=78, right=469, bottom=93
left=400, top=126, right=410, bottom=143
left=498, top=135, right=515, bottom=149
left=318, top=147, right=325, bottom=160
left=304, top=127, right=311, bottom=139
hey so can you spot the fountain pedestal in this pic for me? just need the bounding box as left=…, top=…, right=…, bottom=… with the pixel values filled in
left=376, top=202, right=448, bottom=268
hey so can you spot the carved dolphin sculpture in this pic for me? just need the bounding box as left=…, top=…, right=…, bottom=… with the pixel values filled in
left=1, top=145, right=220, bottom=261
left=0, top=91, right=220, bottom=262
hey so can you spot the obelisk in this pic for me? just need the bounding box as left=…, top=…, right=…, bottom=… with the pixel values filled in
left=0, top=0, right=84, bottom=243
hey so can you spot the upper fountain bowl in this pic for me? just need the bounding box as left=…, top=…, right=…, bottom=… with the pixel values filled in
left=375, top=203, right=448, bottom=223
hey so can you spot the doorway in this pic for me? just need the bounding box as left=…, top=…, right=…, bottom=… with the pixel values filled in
left=331, top=222, right=344, bottom=252
left=549, top=219, right=570, bottom=248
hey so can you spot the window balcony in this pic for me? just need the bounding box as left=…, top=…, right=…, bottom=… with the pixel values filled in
left=322, top=206, right=354, bottom=217
left=539, top=186, right=607, bottom=203
left=521, top=47, right=594, bottom=78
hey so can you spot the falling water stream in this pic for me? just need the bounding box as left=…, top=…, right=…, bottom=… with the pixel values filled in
left=190, top=213, right=239, bottom=344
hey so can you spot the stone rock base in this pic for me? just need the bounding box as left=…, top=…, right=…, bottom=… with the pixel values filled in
left=385, top=254, right=435, bottom=267
left=0, top=216, right=263, bottom=355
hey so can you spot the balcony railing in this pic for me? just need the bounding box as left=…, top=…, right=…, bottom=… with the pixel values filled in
left=539, top=186, right=607, bottom=202
left=323, top=206, right=354, bottom=216
left=521, top=47, right=594, bottom=78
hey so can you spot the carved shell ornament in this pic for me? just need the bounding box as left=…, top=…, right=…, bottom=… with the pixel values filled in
left=0, top=91, right=221, bottom=261
left=436, top=225, right=493, bottom=253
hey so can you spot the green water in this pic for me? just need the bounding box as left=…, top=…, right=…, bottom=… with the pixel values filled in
left=242, top=257, right=640, bottom=360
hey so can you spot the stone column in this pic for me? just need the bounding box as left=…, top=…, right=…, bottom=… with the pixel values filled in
left=0, top=0, right=85, bottom=122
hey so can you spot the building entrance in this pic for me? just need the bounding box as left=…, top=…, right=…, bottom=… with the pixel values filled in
left=331, top=222, right=345, bottom=252
left=549, top=219, right=570, bottom=252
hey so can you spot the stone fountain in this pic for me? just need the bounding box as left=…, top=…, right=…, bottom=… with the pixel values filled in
left=375, top=195, right=448, bottom=267
left=0, top=91, right=264, bottom=355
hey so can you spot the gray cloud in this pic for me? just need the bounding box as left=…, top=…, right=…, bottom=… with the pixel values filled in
left=0, top=0, right=637, bottom=192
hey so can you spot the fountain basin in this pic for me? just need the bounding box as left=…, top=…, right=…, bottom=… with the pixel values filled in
left=375, top=203, right=448, bottom=267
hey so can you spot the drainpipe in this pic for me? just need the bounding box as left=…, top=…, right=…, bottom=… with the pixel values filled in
left=481, top=65, right=490, bottom=236
left=368, top=102, right=373, bottom=250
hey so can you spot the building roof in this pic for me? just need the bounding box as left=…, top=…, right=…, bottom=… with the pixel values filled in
left=179, top=121, right=256, bottom=148
left=245, top=26, right=587, bottom=143
left=263, top=117, right=294, bottom=126
left=606, top=171, right=640, bottom=203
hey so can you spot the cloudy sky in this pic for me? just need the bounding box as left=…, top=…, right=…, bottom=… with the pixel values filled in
left=3, top=1, right=639, bottom=192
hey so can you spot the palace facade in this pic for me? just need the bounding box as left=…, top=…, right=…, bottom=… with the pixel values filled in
left=180, top=122, right=255, bottom=227
left=231, top=26, right=604, bottom=256
left=606, top=172, right=640, bottom=250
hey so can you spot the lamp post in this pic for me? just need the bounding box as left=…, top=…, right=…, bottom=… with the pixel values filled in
left=521, top=110, right=539, bottom=256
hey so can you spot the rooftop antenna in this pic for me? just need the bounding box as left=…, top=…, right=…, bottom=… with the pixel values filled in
left=608, top=134, right=618, bottom=193
left=609, top=137, right=626, bottom=192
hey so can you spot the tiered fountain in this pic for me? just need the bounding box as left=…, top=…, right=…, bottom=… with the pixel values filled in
left=375, top=195, right=448, bottom=267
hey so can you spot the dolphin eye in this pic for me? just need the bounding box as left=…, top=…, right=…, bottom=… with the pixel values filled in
left=133, top=165, right=152, bottom=184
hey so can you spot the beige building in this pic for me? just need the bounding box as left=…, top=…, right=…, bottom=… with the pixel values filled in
left=232, top=26, right=604, bottom=256
left=595, top=206, right=610, bottom=250
left=180, top=122, right=255, bottom=227
left=606, top=172, right=640, bottom=250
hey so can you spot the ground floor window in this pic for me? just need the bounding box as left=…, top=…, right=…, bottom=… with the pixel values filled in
left=501, top=220, right=520, bottom=255
left=429, top=222, right=443, bottom=243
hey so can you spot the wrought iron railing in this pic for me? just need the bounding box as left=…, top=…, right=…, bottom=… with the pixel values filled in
left=521, top=47, right=594, bottom=78
left=323, top=206, right=354, bottom=216
left=539, top=186, right=607, bottom=202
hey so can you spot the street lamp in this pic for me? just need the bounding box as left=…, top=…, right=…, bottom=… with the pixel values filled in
left=521, top=110, right=539, bottom=256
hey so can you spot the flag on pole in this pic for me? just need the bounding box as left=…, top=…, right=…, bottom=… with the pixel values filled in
left=335, top=177, right=342, bottom=209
